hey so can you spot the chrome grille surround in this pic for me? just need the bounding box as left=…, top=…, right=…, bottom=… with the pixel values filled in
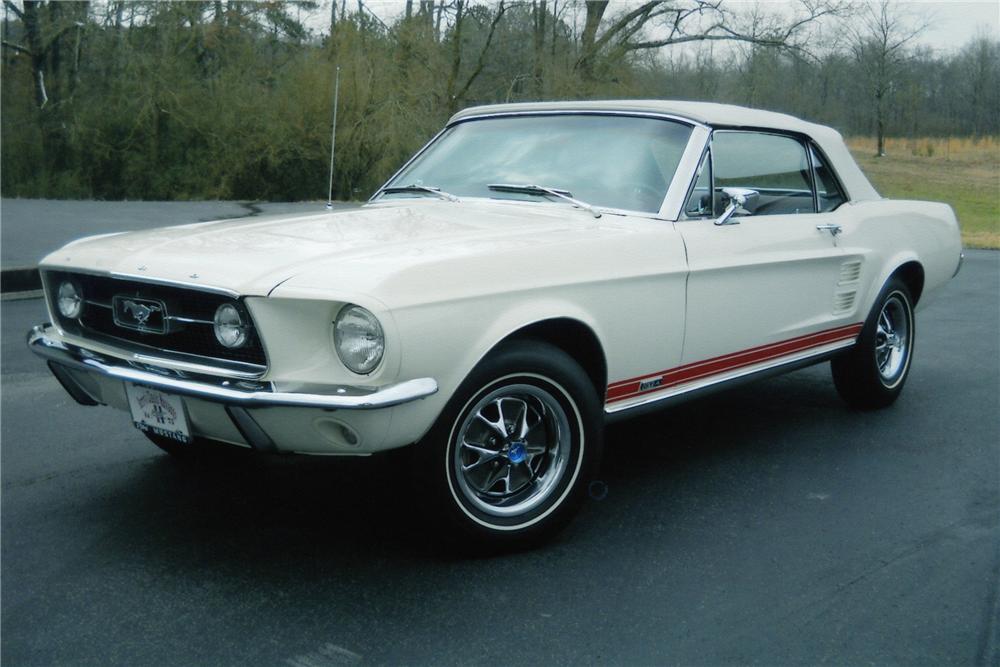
left=41, top=270, right=268, bottom=375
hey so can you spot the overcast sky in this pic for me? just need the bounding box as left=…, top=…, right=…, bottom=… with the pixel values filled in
left=903, top=1, right=999, bottom=51
left=351, top=0, right=999, bottom=54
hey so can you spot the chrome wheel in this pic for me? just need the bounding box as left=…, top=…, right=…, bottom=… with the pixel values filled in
left=452, top=384, right=571, bottom=518
left=832, top=278, right=915, bottom=410
left=875, top=293, right=911, bottom=386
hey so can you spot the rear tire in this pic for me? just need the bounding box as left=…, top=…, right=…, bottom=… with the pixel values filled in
left=417, top=340, right=603, bottom=551
left=832, top=277, right=915, bottom=409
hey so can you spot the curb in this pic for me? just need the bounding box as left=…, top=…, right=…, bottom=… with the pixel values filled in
left=1, top=268, right=41, bottom=294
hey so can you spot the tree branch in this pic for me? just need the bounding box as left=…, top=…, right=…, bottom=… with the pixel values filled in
left=586, top=1, right=661, bottom=60
left=1, top=39, right=31, bottom=56
left=580, top=0, right=840, bottom=71
left=41, top=21, right=84, bottom=54
left=452, top=0, right=510, bottom=105
left=3, top=0, right=23, bottom=20
left=626, top=32, right=803, bottom=52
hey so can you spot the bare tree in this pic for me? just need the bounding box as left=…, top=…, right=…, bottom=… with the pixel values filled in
left=3, top=0, right=46, bottom=107
left=848, top=0, right=927, bottom=156
left=3, top=0, right=90, bottom=107
left=575, top=0, right=845, bottom=81
left=958, top=36, right=999, bottom=138
left=532, top=0, right=546, bottom=93
left=445, top=0, right=511, bottom=112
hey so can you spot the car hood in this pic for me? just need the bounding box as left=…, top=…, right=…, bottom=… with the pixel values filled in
left=42, top=200, right=638, bottom=302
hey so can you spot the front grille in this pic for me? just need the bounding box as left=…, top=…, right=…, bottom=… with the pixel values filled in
left=43, top=270, right=267, bottom=370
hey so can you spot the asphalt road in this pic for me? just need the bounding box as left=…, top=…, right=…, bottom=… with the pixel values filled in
left=2, top=251, right=998, bottom=665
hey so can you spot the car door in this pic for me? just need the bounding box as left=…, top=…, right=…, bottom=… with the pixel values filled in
left=676, top=130, right=859, bottom=375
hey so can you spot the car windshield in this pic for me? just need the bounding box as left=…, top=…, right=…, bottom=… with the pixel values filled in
left=381, top=114, right=694, bottom=214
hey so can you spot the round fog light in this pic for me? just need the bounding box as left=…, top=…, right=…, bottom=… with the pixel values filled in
left=57, top=281, right=83, bottom=319
left=213, top=303, right=248, bottom=348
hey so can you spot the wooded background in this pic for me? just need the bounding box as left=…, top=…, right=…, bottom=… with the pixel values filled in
left=2, top=0, right=998, bottom=202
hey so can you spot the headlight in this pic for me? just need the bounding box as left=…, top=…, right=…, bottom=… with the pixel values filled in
left=334, top=305, right=384, bottom=374
left=57, top=281, right=83, bottom=319
left=214, top=303, right=248, bottom=348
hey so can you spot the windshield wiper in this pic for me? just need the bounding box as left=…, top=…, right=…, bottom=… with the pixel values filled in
left=487, top=183, right=601, bottom=218
left=380, top=184, right=459, bottom=202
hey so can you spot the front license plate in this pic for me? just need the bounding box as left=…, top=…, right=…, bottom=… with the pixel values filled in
left=125, top=384, right=192, bottom=444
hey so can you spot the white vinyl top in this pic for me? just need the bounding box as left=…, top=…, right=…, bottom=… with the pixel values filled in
left=449, top=100, right=881, bottom=201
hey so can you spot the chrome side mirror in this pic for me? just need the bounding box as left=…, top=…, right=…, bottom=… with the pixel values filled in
left=714, top=187, right=759, bottom=226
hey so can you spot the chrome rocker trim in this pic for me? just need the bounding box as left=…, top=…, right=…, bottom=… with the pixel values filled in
left=28, top=324, right=438, bottom=410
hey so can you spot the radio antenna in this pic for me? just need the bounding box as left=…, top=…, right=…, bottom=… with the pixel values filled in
left=325, top=65, right=341, bottom=210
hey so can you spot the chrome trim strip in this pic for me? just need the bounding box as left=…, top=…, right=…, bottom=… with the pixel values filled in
left=953, top=251, right=964, bottom=278
left=371, top=110, right=708, bottom=208
left=604, top=338, right=855, bottom=414
left=42, top=269, right=270, bottom=375
left=107, top=272, right=241, bottom=296
left=130, top=353, right=265, bottom=378
left=42, top=266, right=241, bottom=297
left=49, top=333, right=266, bottom=379
left=660, top=124, right=711, bottom=220
left=370, top=126, right=450, bottom=203
left=37, top=328, right=266, bottom=380
left=29, top=325, right=438, bottom=410
left=452, top=109, right=710, bottom=130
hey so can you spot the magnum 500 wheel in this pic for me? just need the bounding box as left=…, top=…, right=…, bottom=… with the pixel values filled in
left=832, top=277, right=915, bottom=409
left=419, top=340, right=603, bottom=549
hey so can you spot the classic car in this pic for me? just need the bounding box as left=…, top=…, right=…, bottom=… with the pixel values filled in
left=28, top=100, right=963, bottom=547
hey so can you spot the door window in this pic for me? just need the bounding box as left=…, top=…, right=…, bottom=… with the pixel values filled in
left=712, top=132, right=814, bottom=216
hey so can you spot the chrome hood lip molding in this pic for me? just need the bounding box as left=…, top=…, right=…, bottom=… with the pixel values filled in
left=28, top=325, right=438, bottom=410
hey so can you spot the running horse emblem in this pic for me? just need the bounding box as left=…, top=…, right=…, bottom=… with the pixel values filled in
left=122, top=299, right=162, bottom=326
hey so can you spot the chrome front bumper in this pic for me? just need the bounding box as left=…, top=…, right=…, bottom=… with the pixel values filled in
left=27, top=324, right=438, bottom=410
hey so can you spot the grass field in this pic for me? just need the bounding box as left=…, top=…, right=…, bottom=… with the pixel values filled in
left=848, top=136, right=1000, bottom=249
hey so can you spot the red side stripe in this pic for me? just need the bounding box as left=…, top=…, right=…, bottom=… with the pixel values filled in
left=606, top=322, right=863, bottom=403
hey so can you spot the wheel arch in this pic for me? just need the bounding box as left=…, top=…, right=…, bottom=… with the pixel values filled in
left=860, top=254, right=923, bottom=318
left=891, top=260, right=925, bottom=305
left=497, top=318, right=608, bottom=402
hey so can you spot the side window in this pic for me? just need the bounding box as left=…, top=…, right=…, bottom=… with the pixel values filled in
left=810, top=145, right=846, bottom=212
left=712, top=132, right=815, bottom=216
left=684, top=151, right=713, bottom=217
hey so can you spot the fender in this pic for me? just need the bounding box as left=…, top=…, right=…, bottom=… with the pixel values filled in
left=861, top=251, right=922, bottom=317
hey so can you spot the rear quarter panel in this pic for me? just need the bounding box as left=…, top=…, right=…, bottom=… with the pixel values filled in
left=837, top=199, right=962, bottom=315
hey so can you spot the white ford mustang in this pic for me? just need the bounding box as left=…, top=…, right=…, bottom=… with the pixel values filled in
left=29, top=100, right=962, bottom=547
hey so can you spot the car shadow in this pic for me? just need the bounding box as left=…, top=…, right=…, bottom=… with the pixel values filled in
left=85, top=365, right=847, bottom=568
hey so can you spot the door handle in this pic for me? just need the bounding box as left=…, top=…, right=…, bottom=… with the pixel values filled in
left=816, top=223, right=842, bottom=237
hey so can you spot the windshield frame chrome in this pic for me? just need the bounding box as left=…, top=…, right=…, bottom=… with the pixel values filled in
left=370, top=110, right=710, bottom=221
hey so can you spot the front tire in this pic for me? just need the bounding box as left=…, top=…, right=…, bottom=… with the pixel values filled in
left=832, top=277, right=915, bottom=409
left=418, top=340, right=603, bottom=550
